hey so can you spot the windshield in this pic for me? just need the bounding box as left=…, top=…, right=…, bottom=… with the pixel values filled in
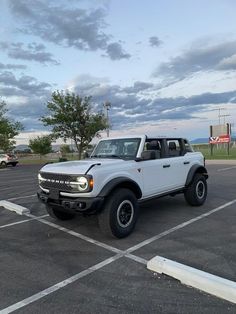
left=91, top=138, right=141, bottom=160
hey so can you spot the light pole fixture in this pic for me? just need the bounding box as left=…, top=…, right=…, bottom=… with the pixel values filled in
left=103, top=101, right=111, bottom=137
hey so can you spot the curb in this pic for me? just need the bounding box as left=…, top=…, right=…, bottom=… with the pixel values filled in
left=147, top=256, right=236, bottom=304
left=0, top=201, right=30, bottom=215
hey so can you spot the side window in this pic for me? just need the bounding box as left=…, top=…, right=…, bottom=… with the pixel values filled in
left=167, top=140, right=181, bottom=157
left=183, top=139, right=193, bottom=153
left=143, top=140, right=162, bottom=159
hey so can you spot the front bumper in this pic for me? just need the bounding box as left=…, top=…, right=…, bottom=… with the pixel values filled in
left=37, top=190, right=104, bottom=214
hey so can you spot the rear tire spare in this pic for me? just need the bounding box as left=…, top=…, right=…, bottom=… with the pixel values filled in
left=98, top=188, right=139, bottom=238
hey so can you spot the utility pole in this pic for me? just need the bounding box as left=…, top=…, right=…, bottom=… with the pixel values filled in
left=103, top=101, right=111, bottom=137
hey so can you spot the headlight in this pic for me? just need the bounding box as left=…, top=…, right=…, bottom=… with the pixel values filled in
left=77, top=176, right=89, bottom=191
left=70, top=175, right=93, bottom=192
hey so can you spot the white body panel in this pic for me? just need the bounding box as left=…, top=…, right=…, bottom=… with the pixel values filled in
left=39, top=136, right=205, bottom=200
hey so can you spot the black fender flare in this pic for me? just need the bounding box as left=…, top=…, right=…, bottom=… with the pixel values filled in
left=98, top=177, right=142, bottom=199
left=185, top=165, right=208, bottom=186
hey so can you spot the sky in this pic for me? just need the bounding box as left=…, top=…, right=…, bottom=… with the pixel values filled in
left=0, top=0, right=236, bottom=145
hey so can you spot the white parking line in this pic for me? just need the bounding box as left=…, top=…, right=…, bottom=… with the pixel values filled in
left=126, top=199, right=236, bottom=254
left=147, top=256, right=236, bottom=304
left=0, top=215, right=49, bottom=230
left=1, top=198, right=236, bottom=312
left=7, top=194, right=37, bottom=201
left=25, top=213, right=122, bottom=254
left=217, top=166, right=236, bottom=172
left=0, top=254, right=123, bottom=314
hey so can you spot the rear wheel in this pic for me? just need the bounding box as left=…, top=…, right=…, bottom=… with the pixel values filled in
left=98, top=188, right=139, bottom=238
left=184, top=173, right=207, bottom=206
left=46, top=205, right=76, bottom=220
left=1, top=161, right=7, bottom=168
left=12, top=163, right=17, bottom=167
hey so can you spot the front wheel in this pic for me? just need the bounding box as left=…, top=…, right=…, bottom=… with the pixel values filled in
left=98, top=188, right=139, bottom=238
left=1, top=161, right=7, bottom=168
left=46, top=205, right=76, bottom=220
left=184, top=174, right=207, bottom=206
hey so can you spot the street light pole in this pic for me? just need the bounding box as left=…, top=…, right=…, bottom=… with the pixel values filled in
left=103, top=101, right=111, bottom=137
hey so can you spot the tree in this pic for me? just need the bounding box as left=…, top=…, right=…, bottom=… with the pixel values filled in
left=0, top=101, right=24, bottom=151
left=41, top=90, right=107, bottom=159
left=29, top=135, right=52, bottom=158
left=60, top=144, right=71, bottom=156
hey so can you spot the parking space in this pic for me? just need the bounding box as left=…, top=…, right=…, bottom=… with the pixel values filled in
left=0, top=163, right=236, bottom=313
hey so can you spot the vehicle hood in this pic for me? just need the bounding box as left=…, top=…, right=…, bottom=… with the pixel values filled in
left=40, top=158, right=125, bottom=175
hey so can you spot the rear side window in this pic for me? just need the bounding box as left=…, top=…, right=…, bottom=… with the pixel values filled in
left=167, top=139, right=181, bottom=157
left=183, top=139, right=193, bottom=152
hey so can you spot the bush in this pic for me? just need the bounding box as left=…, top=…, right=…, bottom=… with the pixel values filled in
left=59, top=157, right=68, bottom=162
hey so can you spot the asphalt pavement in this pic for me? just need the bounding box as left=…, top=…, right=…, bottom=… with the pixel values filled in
left=0, top=162, right=236, bottom=313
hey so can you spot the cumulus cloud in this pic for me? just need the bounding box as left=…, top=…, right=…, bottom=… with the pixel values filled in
left=149, top=36, right=162, bottom=48
left=0, top=41, right=59, bottom=65
left=105, top=43, right=131, bottom=60
left=154, top=40, right=236, bottom=81
left=72, top=77, right=236, bottom=129
left=0, top=71, right=51, bottom=96
left=0, top=62, right=27, bottom=70
left=8, top=0, right=131, bottom=60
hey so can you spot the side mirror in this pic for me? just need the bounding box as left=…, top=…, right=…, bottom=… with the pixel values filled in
left=140, top=150, right=156, bottom=160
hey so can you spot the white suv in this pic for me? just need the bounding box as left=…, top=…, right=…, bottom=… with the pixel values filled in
left=0, top=153, right=18, bottom=167
left=38, top=135, right=208, bottom=238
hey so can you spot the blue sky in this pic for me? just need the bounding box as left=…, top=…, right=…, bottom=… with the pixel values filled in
left=0, top=0, right=236, bottom=144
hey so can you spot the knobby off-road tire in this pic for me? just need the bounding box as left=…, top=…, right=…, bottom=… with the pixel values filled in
left=184, top=173, right=207, bottom=206
left=98, top=188, right=139, bottom=238
left=46, top=205, right=75, bottom=220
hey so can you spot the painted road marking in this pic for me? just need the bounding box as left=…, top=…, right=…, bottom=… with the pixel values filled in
left=0, top=254, right=123, bottom=314
left=147, top=256, right=236, bottom=304
left=25, top=213, right=122, bottom=255
left=1, top=198, right=236, bottom=312
left=217, top=166, right=236, bottom=172
left=7, top=194, right=37, bottom=201
left=125, top=199, right=236, bottom=254
left=0, top=215, right=49, bottom=230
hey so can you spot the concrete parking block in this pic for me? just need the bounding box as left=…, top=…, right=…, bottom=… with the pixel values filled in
left=147, top=256, right=236, bottom=304
left=0, top=200, right=30, bottom=215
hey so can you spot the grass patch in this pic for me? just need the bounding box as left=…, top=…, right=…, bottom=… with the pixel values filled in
left=193, top=144, right=236, bottom=160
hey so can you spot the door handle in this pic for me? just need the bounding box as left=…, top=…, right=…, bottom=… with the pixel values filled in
left=183, top=161, right=190, bottom=165
left=163, top=164, right=170, bottom=168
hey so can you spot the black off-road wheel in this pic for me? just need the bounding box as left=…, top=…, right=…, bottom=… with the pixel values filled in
left=1, top=161, right=7, bottom=168
left=184, top=173, right=207, bottom=206
left=46, top=205, right=76, bottom=220
left=98, top=188, right=139, bottom=238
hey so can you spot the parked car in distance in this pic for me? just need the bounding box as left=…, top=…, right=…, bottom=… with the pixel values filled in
left=0, top=153, right=19, bottom=167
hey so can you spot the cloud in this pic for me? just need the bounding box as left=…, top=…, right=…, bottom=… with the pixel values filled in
left=72, top=77, right=236, bottom=129
left=0, top=42, right=59, bottom=65
left=0, top=62, right=27, bottom=70
left=9, top=0, right=131, bottom=60
left=0, top=71, right=51, bottom=96
left=149, top=36, right=162, bottom=48
left=154, top=40, right=236, bottom=81
left=105, top=43, right=131, bottom=60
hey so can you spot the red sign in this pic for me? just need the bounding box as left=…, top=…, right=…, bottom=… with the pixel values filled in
left=209, top=135, right=230, bottom=144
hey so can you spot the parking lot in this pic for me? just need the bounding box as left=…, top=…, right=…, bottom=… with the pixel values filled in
left=0, top=162, right=236, bottom=313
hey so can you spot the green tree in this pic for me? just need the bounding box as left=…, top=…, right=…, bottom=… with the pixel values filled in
left=60, top=144, right=71, bottom=157
left=29, top=135, right=52, bottom=158
left=41, top=90, right=107, bottom=159
left=0, top=101, right=24, bottom=151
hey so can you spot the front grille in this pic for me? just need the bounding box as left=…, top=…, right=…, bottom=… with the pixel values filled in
left=40, top=172, right=75, bottom=192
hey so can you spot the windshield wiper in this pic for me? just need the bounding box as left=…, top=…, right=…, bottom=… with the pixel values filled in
left=91, top=154, right=123, bottom=159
